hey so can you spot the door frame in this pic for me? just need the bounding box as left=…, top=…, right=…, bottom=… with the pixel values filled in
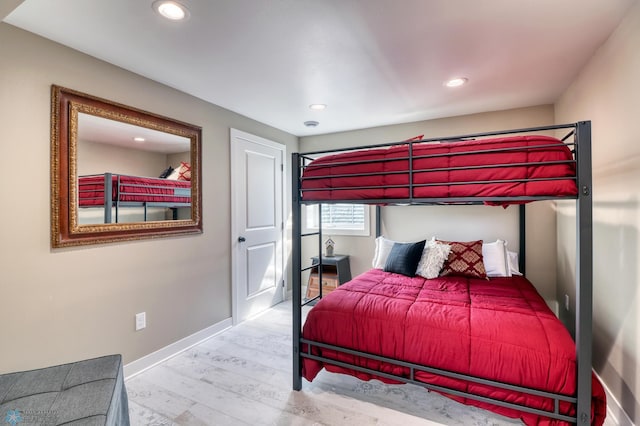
left=230, top=128, right=286, bottom=325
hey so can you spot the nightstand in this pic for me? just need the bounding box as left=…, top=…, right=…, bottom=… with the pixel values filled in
left=306, top=254, right=352, bottom=300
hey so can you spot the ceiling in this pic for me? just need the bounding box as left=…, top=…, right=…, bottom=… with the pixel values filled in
left=79, top=113, right=189, bottom=154
left=3, top=0, right=635, bottom=136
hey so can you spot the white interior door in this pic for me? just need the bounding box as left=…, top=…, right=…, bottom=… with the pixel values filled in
left=231, top=129, right=285, bottom=324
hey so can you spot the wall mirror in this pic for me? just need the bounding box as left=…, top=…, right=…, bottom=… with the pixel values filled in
left=51, top=85, right=202, bottom=247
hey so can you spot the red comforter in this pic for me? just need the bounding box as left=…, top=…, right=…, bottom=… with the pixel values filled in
left=302, top=270, right=605, bottom=425
left=301, top=135, right=578, bottom=201
left=78, top=174, right=191, bottom=206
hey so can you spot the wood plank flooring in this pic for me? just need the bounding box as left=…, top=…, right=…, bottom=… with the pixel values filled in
left=125, top=301, right=601, bottom=425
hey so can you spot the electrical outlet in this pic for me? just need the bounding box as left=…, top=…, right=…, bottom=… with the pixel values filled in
left=135, top=312, right=146, bottom=331
left=564, top=294, right=570, bottom=311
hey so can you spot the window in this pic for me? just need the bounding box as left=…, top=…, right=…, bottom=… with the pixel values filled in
left=303, top=204, right=370, bottom=236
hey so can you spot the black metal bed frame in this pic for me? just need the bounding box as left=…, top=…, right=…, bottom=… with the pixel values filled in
left=78, top=172, right=191, bottom=223
left=292, top=121, right=593, bottom=424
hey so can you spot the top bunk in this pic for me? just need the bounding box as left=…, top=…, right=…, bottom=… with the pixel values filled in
left=294, top=121, right=591, bottom=206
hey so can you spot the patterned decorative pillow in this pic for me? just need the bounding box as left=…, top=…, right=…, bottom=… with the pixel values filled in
left=178, top=161, right=191, bottom=181
left=384, top=240, right=426, bottom=277
left=438, top=239, right=487, bottom=279
left=416, top=239, right=451, bottom=279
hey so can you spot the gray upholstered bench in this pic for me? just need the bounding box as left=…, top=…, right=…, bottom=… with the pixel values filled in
left=0, top=354, right=129, bottom=425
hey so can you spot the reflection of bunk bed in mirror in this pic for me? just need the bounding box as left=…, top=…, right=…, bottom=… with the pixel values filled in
left=78, top=172, right=191, bottom=223
left=292, top=122, right=601, bottom=425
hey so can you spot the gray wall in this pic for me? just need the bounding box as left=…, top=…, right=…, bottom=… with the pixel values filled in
left=555, top=2, right=640, bottom=422
left=0, top=23, right=298, bottom=373
left=300, top=105, right=558, bottom=301
left=78, top=140, right=169, bottom=177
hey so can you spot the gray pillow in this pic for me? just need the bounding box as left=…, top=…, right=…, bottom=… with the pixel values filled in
left=384, top=240, right=426, bottom=277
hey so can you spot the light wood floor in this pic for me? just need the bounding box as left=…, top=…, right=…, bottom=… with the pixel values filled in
left=125, top=301, right=604, bottom=425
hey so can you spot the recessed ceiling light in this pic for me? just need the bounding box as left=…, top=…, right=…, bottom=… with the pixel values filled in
left=304, top=121, right=319, bottom=127
left=309, top=104, right=327, bottom=111
left=133, top=137, right=146, bottom=142
left=153, top=1, right=190, bottom=21
left=445, top=77, right=468, bottom=88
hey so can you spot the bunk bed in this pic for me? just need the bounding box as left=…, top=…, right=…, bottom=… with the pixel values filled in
left=78, top=172, right=191, bottom=223
left=292, top=122, right=601, bottom=425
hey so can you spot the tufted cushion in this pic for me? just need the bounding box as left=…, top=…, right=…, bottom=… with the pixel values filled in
left=0, top=355, right=130, bottom=426
left=438, top=239, right=487, bottom=279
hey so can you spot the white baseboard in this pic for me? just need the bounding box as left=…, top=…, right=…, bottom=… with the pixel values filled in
left=123, top=317, right=233, bottom=379
left=596, top=371, right=636, bottom=426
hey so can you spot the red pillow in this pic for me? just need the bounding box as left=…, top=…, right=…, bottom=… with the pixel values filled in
left=438, top=239, right=487, bottom=279
left=178, top=161, right=191, bottom=181
left=404, top=134, right=424, bottom=142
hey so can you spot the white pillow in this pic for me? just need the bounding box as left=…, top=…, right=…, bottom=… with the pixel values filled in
left=507, top=250, right=522, bottom=276
left=372, top=236, right=397, bottom=269
left=166, top=167, right=181, bottom=180
left=482, top=240, right=510, bottom=277
left=416, top=239, right=451, bottom=279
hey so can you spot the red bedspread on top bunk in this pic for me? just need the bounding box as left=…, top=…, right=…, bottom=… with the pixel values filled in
left=78, top=174, right=191, bottom=207
left=302, top=270, right=606, bottom=425
left=301, top=135, right=578, bottom=201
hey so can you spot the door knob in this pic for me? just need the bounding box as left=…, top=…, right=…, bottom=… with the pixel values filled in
left=238, top=236, right=246, bottom=242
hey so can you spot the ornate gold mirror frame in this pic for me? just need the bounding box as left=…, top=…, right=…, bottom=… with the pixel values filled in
left=51, top=85, right=202, bottom=247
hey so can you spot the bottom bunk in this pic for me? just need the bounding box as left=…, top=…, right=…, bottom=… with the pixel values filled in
left=78, top=173, right=191, bottom=223
left=301, top=269, right=606, bottom=426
